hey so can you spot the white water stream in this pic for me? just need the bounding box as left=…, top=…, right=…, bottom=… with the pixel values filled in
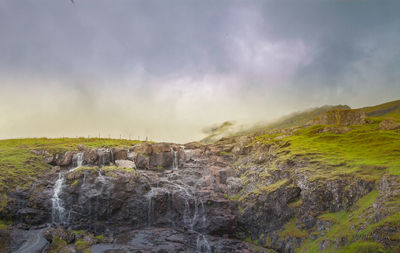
left=171, top=147, right=178, bottom=170
left=51, top=153, right=83, bottom=223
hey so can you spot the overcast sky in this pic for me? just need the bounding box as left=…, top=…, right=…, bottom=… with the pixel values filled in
left=0, top=0, right=399, bottom=142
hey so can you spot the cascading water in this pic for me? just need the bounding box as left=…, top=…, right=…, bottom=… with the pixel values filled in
left=110, top=149, right=114, bottom=164
left=146, top=188, right=155, bottom=226
left=196, top=234, right=212, bottom=253
left=51, top=173, right=66, bottom=223
left=171, top=147, right=178, bottom=170
left=51, top=152, right=83, bottom=223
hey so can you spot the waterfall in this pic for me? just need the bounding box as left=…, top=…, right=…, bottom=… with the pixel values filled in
left=51, top=173, right=66, bottom=223
left=196, top=234, right=211, bottom=253
left=191, top=198, right=199, bottom=230
left=171, top=147, right=179, bottom=170
left=98, top=150, right=106, bottom=167
left=70, top=152, right=83, bottom=171
left=97, top=168, right=106, bottom=184
left=110, top=149, right=114, bottom=164
left=146, top=188, right=156, bottom=226
left=51, top=152, right=83, bottom=224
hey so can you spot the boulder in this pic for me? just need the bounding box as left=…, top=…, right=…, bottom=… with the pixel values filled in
left=57, top=151, right=73, bottom=166
left=112, top=148, right=128, bottom=161
left=379, top=119, right=400, bottom=130
left=115, top=160, right=136, bottom=169
left=44, top=226, right=76, bottom=244
left=77, top=144, right=88, bottom=152
left=132, top=144, right=153, bottom=155
left=127, top=151, right=137, bottom=161
left=149, top=151, right=173, bottom=169
left=136, top=154, right=150, bottom=170
left=84, top=149, right=98, bottom=164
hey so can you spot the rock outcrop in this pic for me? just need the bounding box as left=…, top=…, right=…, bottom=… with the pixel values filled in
left=310, top=109, right=366, bottom=126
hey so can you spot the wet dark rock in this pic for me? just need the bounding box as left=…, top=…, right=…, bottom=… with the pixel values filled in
left=84, top=149, right=98, bottom=164
left=112, top=148, right=128, bottom=161
left=44, top=226, right=76, bottom=243
left=0, top=228, right=11, bottom=252
left=92, top=227, right=274, bottom=253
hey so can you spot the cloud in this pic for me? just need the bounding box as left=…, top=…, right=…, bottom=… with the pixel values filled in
left=0, top=0, right=399, bottom=142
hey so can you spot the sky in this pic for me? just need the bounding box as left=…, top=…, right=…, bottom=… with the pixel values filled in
left=0, top=0, right=399, bottom=143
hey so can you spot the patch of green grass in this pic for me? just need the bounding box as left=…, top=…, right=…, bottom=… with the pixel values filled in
left=2, top=137, right=145, bottom=154
left=288, top=197, right=303, bottom=208
left=360, top=99, right=400, bottom=119
left=220, top=151, right=233, bottom=156
left=260, top=179, right=289, bottom=193
left=341, top=241, right=392, bottom=253
left=279, top=218, right=307, bottom=239
left=0, top=141, right=51, bottom=194
left=155, top=165, right=164, bottom=171
left=95, top=235, right=104, bottom=240
left=75, top=239, right=91, bottom=252
left=72, top=230, right=87, bottom=235
left=49, top=236, right=67, bottom=253
left=0, top=220, right=9, bottom=230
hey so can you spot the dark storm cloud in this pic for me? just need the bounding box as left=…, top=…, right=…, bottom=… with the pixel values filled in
left=0, top=0, right=236, bottom=80
left=1, top=0, right=399, bottom=85
left=0, top=0, right=399, bottom=142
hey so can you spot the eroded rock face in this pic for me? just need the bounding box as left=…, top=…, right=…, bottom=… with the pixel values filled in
left=310, top=109, right=366, bottom=126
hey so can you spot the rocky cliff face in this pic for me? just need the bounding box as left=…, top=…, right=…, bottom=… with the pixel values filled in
left=2, top=136, right=399, bottom=252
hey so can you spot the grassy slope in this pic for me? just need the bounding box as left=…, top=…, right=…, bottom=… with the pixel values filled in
left=200, top=105, right=350, bottom=143
left=360, top=99, right=400, bottom=119
left=287, top=122, right=399, bottom=177
left=249, top=121, right=400, bottom=252
left=245, top=105, right=350, bottom=135
left=245, top=100, right=400, bottom=252
left=297, top=190, right=393, bottom=253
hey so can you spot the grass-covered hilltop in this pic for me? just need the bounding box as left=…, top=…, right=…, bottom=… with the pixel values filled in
left=1, top=99, right=400, bottom=253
